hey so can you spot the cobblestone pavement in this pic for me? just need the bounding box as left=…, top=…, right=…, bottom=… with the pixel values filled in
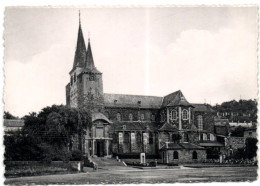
left=5, top=166, right=257, bottom=185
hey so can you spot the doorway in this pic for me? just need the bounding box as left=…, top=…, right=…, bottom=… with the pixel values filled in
left=96, top=140, right=104, bottom=157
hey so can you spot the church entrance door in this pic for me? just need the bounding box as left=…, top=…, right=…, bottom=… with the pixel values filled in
left=96, top=140, right=104, bottom=157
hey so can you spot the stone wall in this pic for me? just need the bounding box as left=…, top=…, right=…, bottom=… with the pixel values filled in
left=229, top=137, right=245, bottom=150
left=160, top=149, right=206, bottom=163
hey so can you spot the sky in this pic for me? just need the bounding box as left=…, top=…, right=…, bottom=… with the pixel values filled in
left=4, top=7, right=258, bottom=117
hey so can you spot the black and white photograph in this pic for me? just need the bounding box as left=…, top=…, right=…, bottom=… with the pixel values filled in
left=2, top=5, right=258, bottom=184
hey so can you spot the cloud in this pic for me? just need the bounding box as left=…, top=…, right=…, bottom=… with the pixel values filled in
left=4, top=43, right=73, bottom=117
left=149, top=27, right=257, bottom=104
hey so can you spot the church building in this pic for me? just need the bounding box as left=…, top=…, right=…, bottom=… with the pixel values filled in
left=66, top=16, right=227, bottom=163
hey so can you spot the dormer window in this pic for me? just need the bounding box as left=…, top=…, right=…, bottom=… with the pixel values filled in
left=114, top=100, right=118, bottom=104
left=137, top=101, right=141, bottom=105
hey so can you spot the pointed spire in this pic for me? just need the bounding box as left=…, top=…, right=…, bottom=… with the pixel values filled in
left=85, top=37, right=95, bottom=70
left=79, top=10, right=81, bottom=25
left=72, top=11, right=87, bottom=69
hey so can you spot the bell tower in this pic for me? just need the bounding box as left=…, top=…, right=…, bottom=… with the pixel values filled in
left=66, top=12, right=104, bottom=112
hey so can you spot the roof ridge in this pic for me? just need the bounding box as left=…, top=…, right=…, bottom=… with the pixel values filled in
left=104, top=93, right=163, bottom=98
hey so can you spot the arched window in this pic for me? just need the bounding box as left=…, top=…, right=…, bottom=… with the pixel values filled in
left=203, top=133, right=207, bottom=141
left=141, top=113, right=145, bottom=121
left=182, top=109, right=188, bottom=120
left=171, top=110, right=177, bottom=120
left=124, top=132, right=130, bottom=143
left=192, top=151, right=198, bottom=159
left=129, top=113, right=133, bottom=121
left=151, top=114, right=155, bottom=121
left=116, top=113, right=121, bottom=121
left=183, top=133, right=189, bottom=142
left=112, top=133, right=118, bottom=143
left=198, top=115, right=203, bottom=131
left=210, top=133, right=215, bottom=141
left=173, top=151, right=179, bottom=159
left=74, top=73, right=76, bottom=82
left=160, top=113, right=165, bottom=122
left=149, top=132, right=153, bottom=144
left=70, top=76, right=73, bottom=85
left=136, top=132, right=142, bottom=144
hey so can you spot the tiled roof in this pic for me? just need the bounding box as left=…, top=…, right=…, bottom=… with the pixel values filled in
left=158, top=122, right=178, bottom=132
left=104, top=93, right=163, bottom=109
left=192, top=104, right=215, bottom=112
left=4, top=119, right=24, bottom=127
left=110, top=121, right=157, bottom=132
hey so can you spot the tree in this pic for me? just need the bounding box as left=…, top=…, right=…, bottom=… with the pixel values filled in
left=5, top=104, right=91, bottom=161
left=231, top=126, right=245, bottom=137
left=245, top=137, right=258, bottom=159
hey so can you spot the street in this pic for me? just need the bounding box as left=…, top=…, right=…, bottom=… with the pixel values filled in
left=5, top=166, right=257, bottom=184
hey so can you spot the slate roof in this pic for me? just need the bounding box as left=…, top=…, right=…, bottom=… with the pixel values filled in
left=72, top=23, right=87, bottom=71
left=179, top=143, right=205, bottom=150
left=192, top=104, right=215, bottom=112
left=110, top=121, right=157, bottom=132
left=158, top=122, right=178, bottom=132
left=104, top=90, right=195, bottom=109
left=161, top=90, right=193, bottom=108
left=104, top=93, right=163, bottom=109
left=4, top=119, right=24, bottom=127
left=199, top=141, right=224, bottom=147
left=161, top=142, right=204, bottom=150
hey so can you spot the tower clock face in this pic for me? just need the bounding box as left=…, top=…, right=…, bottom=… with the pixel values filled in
left=89, top=74, right=96, bottom=81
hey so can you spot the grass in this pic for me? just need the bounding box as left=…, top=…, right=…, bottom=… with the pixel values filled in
left=5, top=163, right=79, bottom=178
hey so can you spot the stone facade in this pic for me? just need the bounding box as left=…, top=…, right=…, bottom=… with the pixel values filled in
left=65, top=19, right=225, bottom=163
left=160, top=149, right=207, bottom=163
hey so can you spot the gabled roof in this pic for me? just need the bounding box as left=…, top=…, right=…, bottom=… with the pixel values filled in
left=161, top=90, right=193, bottom=108
left=158, top=122, right=178, bottom=132
left=92, top=112, right=112, bottom=123
left=192, top=104, right=215, bottom=112
left=104, top=93, right=163, bottom=109
left=4, top=119, right=24, bottom=127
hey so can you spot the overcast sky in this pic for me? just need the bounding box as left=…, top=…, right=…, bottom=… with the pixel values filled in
left=4, top=7, right=258, bottom=117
